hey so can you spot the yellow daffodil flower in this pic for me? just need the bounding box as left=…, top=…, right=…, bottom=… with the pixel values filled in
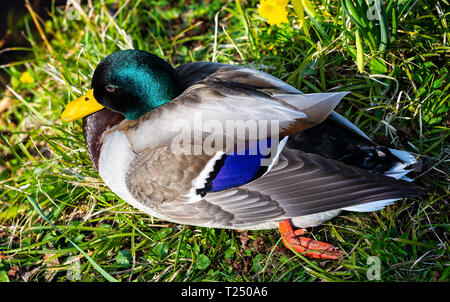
left=258, top=0, right=316, bottom=28
left=258, top=0, right=289, bottom=26
left=20, top=71, right=34, bottom=84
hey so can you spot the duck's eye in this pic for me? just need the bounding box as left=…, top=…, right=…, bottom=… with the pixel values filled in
left=105, top=85, right=119, bottom=93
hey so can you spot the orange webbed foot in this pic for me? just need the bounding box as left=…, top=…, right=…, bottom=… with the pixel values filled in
left=278, top=219, right=343, bottom=260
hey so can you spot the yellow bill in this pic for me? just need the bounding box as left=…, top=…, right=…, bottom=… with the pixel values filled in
left=61, top=89, right=104, bottom=122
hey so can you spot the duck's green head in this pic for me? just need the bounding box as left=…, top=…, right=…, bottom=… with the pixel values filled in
left=61, top=50, right=184, bottom=121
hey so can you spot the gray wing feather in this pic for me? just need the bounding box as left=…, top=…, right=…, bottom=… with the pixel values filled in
left=156, top=189, right=285, bottom=227
left=242, top=148, right=420, bottom=216
left=175, top=62, right=229, bottom=87
left=205, top=189, right=285, bottom=224
left=156, top=199, right=235, bottom=226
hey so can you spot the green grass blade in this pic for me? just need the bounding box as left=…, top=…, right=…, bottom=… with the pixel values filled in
left=356, top=29, right=364, bottom=73
left=26, top=196, right=118, bottom=282
left=376, top=0, right=389, bottom=51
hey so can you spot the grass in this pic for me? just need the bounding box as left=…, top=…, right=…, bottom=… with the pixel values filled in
left=0, top=0, right=448, bottom=282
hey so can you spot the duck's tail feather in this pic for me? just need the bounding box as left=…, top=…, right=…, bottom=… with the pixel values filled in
left=287, top=115, right=420, bottom=180
left=342, top=198, right=400, bottom=212
left=384, top=148, right=417, bottom=182
left=342, top=149, right=419, bottom=212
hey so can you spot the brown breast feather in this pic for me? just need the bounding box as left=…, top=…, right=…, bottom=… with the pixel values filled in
left=83, top=108, right=125, bottom=171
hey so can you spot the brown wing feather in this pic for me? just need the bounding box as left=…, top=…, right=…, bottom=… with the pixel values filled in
left=131, top=187, right=286, bottom=228
left=125, top=145, right=214, bottom=206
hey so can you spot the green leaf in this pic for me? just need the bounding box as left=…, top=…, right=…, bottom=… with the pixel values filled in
left=224, top=246, right=237, bottom=259
left=152, top=242, right=169, bottom=257
left=433, top=76, right=447, bottom=89
left=116, top=250, right=132, bottom=266
left=159, top=227, right=172, bottom=238
left=196, top=254, right=211, bottom=270
left=0, top=270, right=10, bottom=282
left=370, top=57, right=387, bottom=74
left=192, top=243, right=200, bottom=255
left=252, top=254, right=264, bottom=272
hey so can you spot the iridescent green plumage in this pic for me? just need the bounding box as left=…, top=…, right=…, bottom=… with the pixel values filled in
left=91, top=50, right=184, bottom=120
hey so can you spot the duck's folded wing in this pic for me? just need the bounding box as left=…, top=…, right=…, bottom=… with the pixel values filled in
left=125, top=146, right=420, bottom=228
left=176, top=62, right=376, bottom=144
left=240, top=148, right=420, bottom=217
left=119, top=61, right=348, bottom=152
left=121, top=85, right=346, bottom=152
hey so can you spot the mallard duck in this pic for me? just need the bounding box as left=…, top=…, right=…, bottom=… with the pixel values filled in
left=61, top=50, right=420, bottom=259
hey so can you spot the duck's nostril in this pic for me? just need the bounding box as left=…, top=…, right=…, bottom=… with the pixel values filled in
left=61, top=107, right=66, bottom=113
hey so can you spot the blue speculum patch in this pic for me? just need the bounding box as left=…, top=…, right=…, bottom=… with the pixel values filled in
left=210, top=139, right=273, bottom=192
